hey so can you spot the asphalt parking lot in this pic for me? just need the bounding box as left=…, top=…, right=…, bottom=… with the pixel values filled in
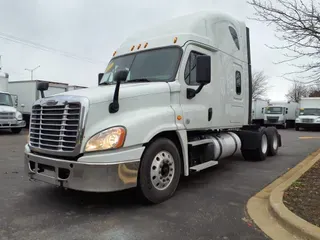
left=0, top=128, right=319, bottom=240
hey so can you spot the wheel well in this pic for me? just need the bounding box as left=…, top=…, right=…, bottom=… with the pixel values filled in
left=143, top=131, right=184, bottom=173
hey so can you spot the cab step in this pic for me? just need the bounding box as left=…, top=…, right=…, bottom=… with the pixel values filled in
left=190, top=160, right=219, bottom=172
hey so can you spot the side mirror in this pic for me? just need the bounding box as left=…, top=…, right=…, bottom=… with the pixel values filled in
left=98, top=73, right=104, bottom=85
left=37, top=82, right=49, bottom=98
left=21, top=104, right=25, bottom=108
left=187, top=55, right=211, bottom=99
left=196, top=55, right=211, bottom=85
left=114, top=69, right=129, bottom=83
left=109, top=69, right=129, bottom=114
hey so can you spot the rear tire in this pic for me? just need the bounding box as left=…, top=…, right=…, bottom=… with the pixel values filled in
left=241, top=128, right=268, bottom=161
left=11, top=128, right=22, bottom=134
left=138, top=138, right=181, bottom=204
left=265, top=127, right=279, bottom=156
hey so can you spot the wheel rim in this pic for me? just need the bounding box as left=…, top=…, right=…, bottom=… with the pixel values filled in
left=261, top=134, right=268, bottom=154
left=150, top=150, right=175, bottom=191
left=272, top=133, right=278, bottom=150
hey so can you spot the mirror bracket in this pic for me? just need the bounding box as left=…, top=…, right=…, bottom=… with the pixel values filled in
left=186, top=84, right=205, bottom=99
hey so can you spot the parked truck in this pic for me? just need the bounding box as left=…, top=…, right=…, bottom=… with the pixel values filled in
left=0, top=71, right=26, bottom=133
left=264, top=101, right=299, bottom=128
left=295, top=97, right=320, bottom=131
left=251, top=98, right=269, bottom=125
left=24, top=11, right=282, bottom=204
left=8, top=80, right=72, bottom=126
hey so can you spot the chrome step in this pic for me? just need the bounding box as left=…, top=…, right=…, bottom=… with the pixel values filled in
left=188, top=139, right=212, bottom=146
left=190, top=160, right=218, bottom=172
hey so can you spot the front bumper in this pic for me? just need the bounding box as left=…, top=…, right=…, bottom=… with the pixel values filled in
left=264, top=121, right=284, bottom=126
left=0, top=120, right=26, bottom=129
left=24, top=145, right=144, bottom=192
left=296, top=123, right=320, bottom=128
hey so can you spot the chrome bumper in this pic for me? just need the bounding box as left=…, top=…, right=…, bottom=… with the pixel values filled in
left=24, top=145, right=144, bottom=192
left=0, top=120, right=26, bottom=129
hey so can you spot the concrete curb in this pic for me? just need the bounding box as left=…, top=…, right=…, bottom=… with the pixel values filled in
left=247, top=148, right=320, bottom=240
left=269, top=150, right=320, bottom=240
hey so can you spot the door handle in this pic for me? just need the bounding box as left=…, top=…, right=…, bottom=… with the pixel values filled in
left=208, top=108, right=212, bottom=121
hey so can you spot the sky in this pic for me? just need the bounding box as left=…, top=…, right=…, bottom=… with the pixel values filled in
left=0, top=0, right=304, bottom=101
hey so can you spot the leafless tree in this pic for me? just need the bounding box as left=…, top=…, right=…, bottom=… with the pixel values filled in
left=285, top=80, right=309, bottom=102
left=252, top=70, right=269, bottom=99
left=308, top=84, right=320, bottom=97
left=247, top=0, right=320, bottom=81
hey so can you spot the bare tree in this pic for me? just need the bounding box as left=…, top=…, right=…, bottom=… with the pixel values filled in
left=285, top=80, right=309, bottom=102
left=252, top=70, right=269, bottom=99
left=308, top=84, right=320, bottom=97
left=247, top=0, right=320, bottom=81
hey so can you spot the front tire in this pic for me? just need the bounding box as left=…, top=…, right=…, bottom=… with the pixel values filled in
left=11, top=128, right=22, bottom=134
left=138, top=138, right=181, bottom=204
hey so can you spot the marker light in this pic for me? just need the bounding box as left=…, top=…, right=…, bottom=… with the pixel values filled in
left=173, top=37, right=178, bottom=43
left=113, top=51, right=117, bottom=56
left=131, top=45, right=135, bottom=51
left=137, top=44, right=141, bottom=50
left=144, top=42, right=148, bottom=48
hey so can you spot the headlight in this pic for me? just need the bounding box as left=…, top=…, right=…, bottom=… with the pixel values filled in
left=315, top=118, right=320, bottom=123
left=295, top=118, right=300, bottom=122
left=15, top=111, right=22, bottom=120
left=85, top=126, right=126, bottom=152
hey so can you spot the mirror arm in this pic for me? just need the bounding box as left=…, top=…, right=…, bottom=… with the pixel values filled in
left=109, top=80, right=121, bottom=113
left=40, top=91, right=45, bottom=98
left=186, top=84, right=205, bottom=99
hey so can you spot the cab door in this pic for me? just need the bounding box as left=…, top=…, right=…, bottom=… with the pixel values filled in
left=178, top=44, right=214, bottom=130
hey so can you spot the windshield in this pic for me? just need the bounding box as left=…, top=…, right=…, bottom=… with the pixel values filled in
left=0, top=93, right=13, bottom=106
left=266, top=107, right=284, bottom=114
left=99, top=47, right=182, bottom=85
left=299, top=108, right=320, bottom=116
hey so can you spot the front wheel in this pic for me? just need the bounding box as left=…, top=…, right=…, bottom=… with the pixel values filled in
left=11, top=128, right=22, bottom=134
left=138, top=138, right=181, bottom=204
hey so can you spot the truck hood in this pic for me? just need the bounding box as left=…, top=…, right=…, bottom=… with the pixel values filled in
left=53, top=82, right=171, bottom=104
left=0, top=105, right=16, bottom=113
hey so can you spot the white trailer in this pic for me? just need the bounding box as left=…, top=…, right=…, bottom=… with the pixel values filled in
left=0, top=72, right=26, bottom=133
left=251, top=98, right=269, bottom=125
left=264, top=101, right=299, bottom=128
left=24, top=11, right=282, bottom=204
left=8, top=80, right=69, bottom=126
left=295, top=97, right=320, bottom=131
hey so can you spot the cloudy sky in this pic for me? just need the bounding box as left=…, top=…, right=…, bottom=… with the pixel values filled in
left=0, top=0, right=302, bottom=101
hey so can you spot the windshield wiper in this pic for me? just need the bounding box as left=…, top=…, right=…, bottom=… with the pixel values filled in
left=126, top=78, right=150, bottom=83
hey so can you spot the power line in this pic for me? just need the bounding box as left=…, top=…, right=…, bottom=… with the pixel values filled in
left=0, top=31, right=108, bottom=65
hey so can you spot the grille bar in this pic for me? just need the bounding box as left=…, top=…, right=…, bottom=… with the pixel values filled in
left=29, top=102, right=81, bottom=152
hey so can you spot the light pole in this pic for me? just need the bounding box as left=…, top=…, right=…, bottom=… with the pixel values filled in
left=25, top=65, right=40, bottom=80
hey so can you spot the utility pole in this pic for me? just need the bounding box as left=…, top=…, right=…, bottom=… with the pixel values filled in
left=25, top=65, right=40, bottom=80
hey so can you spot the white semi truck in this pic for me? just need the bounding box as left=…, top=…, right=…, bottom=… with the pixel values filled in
left=251, top=98, right=269, bottom=125
left=295, top=97, right=320, bottom=131
left=264, top=101, right=299, bottom=128
left=24, top=11, right=282, bottom=204
left=0, top=71, right=26, bottom=133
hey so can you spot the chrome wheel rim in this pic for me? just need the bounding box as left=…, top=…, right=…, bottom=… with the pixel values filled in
left=150, top=151, right=175, bottom=191
left=261, top=134, right=268, bottom=154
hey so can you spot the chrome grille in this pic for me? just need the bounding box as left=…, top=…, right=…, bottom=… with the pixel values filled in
left=0, top=112, right=15, bottom=120
left=267, top=116, right=279, bottom=123
left=301, top=118, right=314, bottom=123
left=29, top=102, right=81, bottom=152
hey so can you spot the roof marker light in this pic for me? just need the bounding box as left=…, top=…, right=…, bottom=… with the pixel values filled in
left=144, top=42, right=148, bottom=48
left=173, top=37, right=178, bottom=44
left=113, top=51, right=117, bottom=56
left=137, top=44, right=141, bottom=50
left=131, top=45, right=135, bottom=51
